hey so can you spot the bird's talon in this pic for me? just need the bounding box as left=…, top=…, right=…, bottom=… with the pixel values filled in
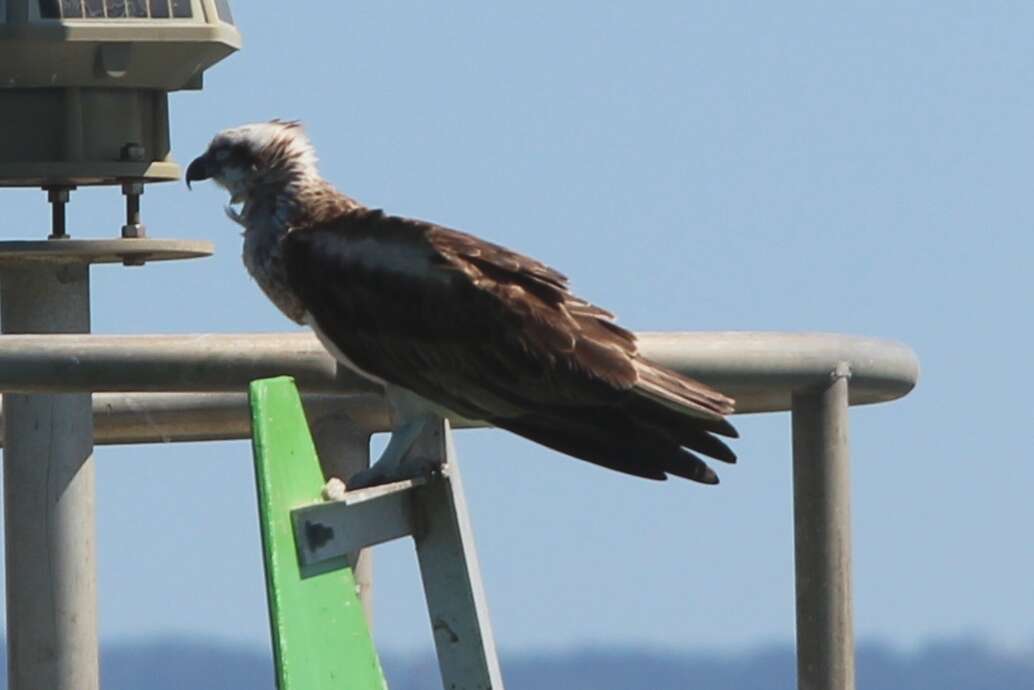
left=345, top=455, right=443, bottom=490
left=321, top=477, right=348, bottom=501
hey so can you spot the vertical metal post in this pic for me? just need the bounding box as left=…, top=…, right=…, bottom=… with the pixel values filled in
left=309, top=402, right=373, bottom=624
left=1, top=263, right=99, bottom=690
left=791, top=364, right=855, bottom=690
left=412, top=418, right=505, bottom=690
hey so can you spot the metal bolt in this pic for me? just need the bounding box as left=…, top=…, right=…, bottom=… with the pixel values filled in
left=120, top=143, right=146, bottom=162
left=831, top=362, right=852, bottom=382
left=305, top=521, right=335, bottom=551
left=121, top=182, right=146, bottom=238
left=44, top=186, right=74, bottom=240
left=121, top=181, right=147, bottom=266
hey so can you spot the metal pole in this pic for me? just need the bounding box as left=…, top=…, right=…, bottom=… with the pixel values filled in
left=309, top=382, right=373, bottom=624
left=1, top=263, right=98, bottom=690
left=791, top=363, right=855, bottom=690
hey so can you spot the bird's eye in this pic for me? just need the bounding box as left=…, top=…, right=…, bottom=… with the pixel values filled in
left=213, top=147, right=232, bottom=162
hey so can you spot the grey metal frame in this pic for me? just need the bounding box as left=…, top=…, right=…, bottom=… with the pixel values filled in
left=0, top=329, right=919, bottom=690
left=295, top=417, right=505, bottom=689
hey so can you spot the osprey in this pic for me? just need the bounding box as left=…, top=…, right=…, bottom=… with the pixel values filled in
left=187, top=120, right=738, bottom=488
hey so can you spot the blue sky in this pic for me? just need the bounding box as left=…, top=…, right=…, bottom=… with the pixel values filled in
left=2, top=2, right=1032, bottom=658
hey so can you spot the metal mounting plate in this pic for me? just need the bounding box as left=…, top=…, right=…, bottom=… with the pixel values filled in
left=0, top=239, right=213, bottom=264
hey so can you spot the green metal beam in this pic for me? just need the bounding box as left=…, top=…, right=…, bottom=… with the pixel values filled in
left=249, top=376, right=387, bottom=690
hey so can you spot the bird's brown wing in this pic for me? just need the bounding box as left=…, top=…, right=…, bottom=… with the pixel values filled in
left=283, top=207, right=736, bottom=483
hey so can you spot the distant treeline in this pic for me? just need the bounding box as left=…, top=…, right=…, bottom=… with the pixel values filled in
left=1, top=636, right=1030, bottom=689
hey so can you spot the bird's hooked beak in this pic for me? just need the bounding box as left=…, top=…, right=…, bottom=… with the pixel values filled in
left=185, top=153, right=211, bottom=190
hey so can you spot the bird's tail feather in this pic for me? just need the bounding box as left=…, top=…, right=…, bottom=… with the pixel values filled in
left=629, top=400, right=738, bottom=462
left=494, top=409, right=721, bottom=484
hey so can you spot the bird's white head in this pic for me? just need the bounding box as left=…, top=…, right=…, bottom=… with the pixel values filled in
left=185, top=119, right=320, bottom=209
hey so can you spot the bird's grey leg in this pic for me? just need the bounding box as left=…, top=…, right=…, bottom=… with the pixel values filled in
left=334, top=386, right=448, bottom=492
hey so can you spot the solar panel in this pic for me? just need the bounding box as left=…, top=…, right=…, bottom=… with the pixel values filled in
left=214, top=0, right=232, bottom=24
left=38, top=0, right=198, bottom=18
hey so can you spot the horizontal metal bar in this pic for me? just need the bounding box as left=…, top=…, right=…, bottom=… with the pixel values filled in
left=0, top=333, right=369, bottom=393
left=0, top=331, right=919, bottom=413
left=0, top=392, right=484, bottom=446
left=639, top=331, right=919, bottom=411
left=292, top=478, right=427, bottom=567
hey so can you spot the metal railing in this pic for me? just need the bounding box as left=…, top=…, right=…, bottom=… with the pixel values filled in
left=0, top=329, right=919, bottom=690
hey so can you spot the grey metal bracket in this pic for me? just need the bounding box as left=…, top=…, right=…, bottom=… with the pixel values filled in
left=293, top=417, right=505, bottom=690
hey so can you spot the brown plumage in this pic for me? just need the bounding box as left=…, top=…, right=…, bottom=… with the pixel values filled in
left=187, top=120, right=738, bottom=484
left=284, top=209, right=737, bottom=484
